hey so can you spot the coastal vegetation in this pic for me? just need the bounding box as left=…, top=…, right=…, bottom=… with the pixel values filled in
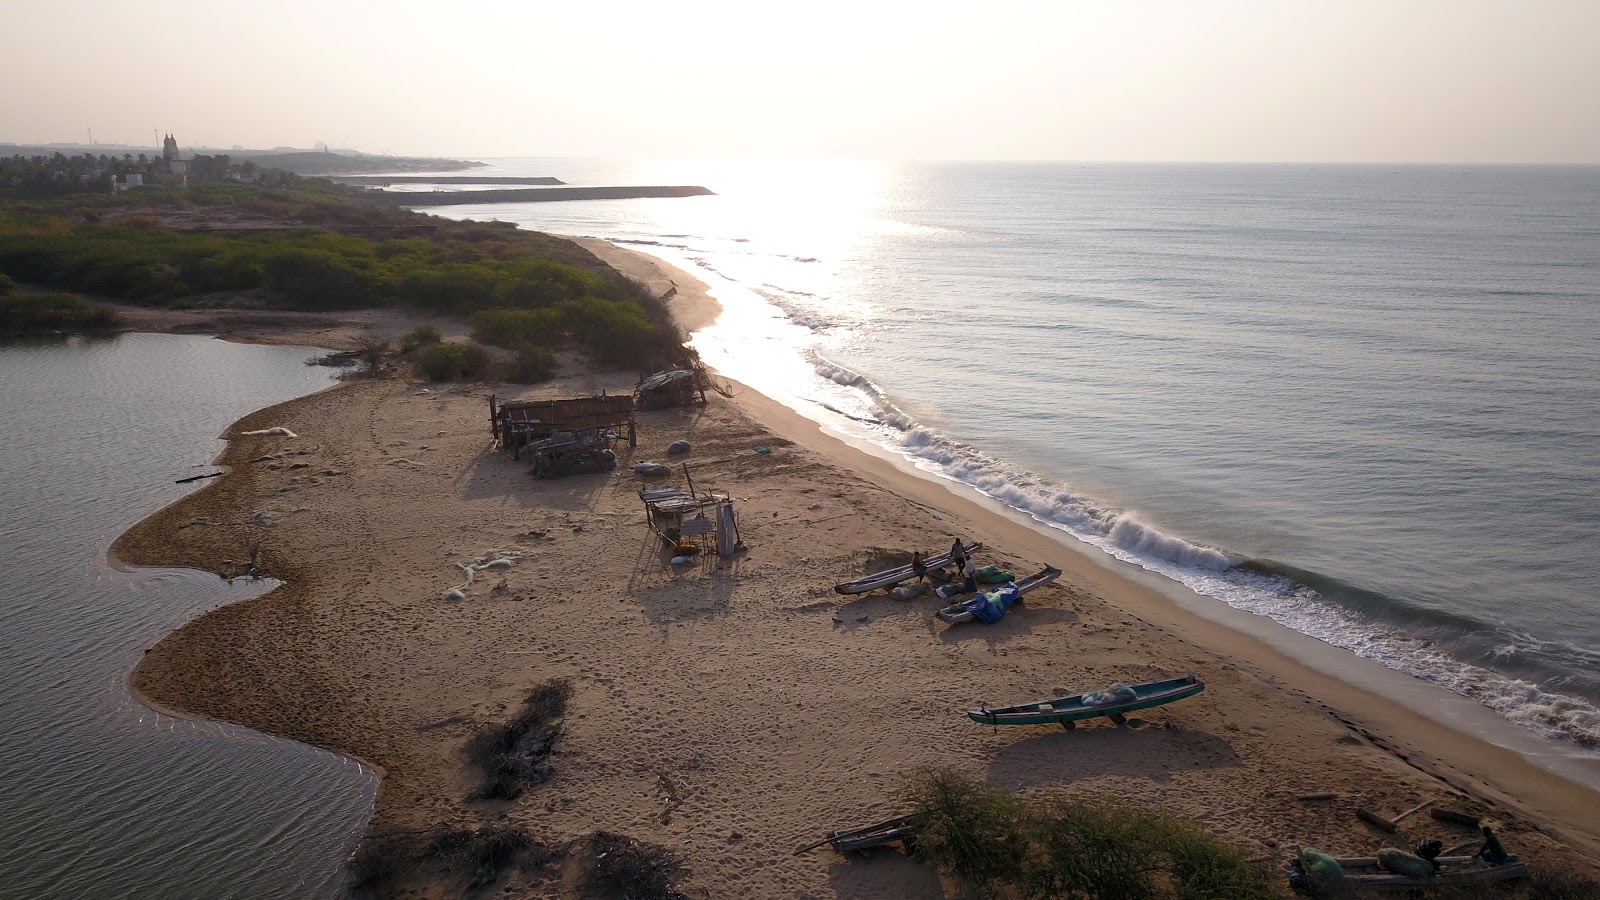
left=898, top=769, right=1284, bottom=900
left=0, top=177, right=693, bottom=378
left=0, top=281, right=124, bottom=335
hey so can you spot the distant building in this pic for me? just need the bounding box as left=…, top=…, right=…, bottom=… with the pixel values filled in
left=160, top=134, right=188, bottom=185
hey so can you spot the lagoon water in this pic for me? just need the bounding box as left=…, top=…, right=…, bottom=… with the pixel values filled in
left=0, top=333, right=375, bottom=898
left=416, top=160, right=1600, bottom=753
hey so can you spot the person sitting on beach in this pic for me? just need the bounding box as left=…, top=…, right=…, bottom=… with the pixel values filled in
left=1414, top=838, right=1444, bottom=873
left=1474, top=826, right=1510, bottom=866
left=911, top=551, right=927, bottom=582
left=1286, top=859, right=1311, bottom=895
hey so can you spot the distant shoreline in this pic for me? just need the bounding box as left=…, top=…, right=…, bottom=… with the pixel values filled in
left=331, top=175, right=564, bottom=185
left=379, top=185, right=715, bottom=205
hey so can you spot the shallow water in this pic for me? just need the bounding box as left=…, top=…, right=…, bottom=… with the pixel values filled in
left=414, top=159, right=1600, bottom=756
left=0, top=333, right=375, bottom=898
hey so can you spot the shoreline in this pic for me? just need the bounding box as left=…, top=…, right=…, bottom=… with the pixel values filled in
left=114, top=241, right=1599, bottom=895
left=576, top=241, right=1600, bottom=849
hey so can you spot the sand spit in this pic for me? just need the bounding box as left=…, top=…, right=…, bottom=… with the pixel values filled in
left=115, top=245, right=1599, bottom=897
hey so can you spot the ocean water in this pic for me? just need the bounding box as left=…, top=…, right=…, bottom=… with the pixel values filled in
left=0, top=333, right=375, bottom=898
left=406, top=160, right=1600, bottom=755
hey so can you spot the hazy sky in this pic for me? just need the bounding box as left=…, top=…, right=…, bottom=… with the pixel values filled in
left=4, top=0, right=1598, bottom=163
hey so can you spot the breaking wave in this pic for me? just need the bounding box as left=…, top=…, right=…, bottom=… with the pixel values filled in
left=800, top=349, right=1600, bottom=750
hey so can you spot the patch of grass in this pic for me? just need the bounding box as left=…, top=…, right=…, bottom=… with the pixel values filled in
left=582, top=831, right=687, bottom=900
left=896, top=769, right=1287, bottom=900
left=1522, top=869, right=1600, bottom=900
left=465, top=679, right=570, bottom=801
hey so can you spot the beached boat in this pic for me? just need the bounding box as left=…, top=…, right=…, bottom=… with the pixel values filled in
left=968, top=673, right=1204, bottom=728
left=793, top=814, right=917, bottom=856
left=935, top=565, right=1061, bottom=623
left=833, top=541, right=982, bottom=595
left=1321, top=854, right=1527, bottom=893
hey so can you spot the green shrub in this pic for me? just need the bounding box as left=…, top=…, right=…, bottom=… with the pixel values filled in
left=261, top=247, right=380, bottom=309
left=1155, top=818, right=1281, bottom=900
left=897, top=770, right=1287, bottom=900
left=505, top=348, right=558, bottom=384
left=468, top=306, right=562, bottom=350
left=399, top=324, right=442, bottom=352
left=414, top=342, right=491, bottom=382
left=0, top=183, right=692, bottom=370
left=1025, top=798, right=1162, bottom=900
left=0, top=292, right=123, bottom=333
left=897, top=769, right=1029, bottom=893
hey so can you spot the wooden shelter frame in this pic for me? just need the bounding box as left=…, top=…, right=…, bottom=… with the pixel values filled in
left=489, top=394, right=637, bottom=460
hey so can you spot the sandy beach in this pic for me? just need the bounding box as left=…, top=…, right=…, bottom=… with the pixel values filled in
left=114, top=241, right=1600, bottom=897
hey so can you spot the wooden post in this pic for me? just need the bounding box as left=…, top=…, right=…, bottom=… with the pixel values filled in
left=683, top=464, right=698, bottom=499
left=1431, top=808, right=1481, bottom=828
left=1356, top=808, right=1398, bottom=833
left=488, top=395, right=500, bottom=443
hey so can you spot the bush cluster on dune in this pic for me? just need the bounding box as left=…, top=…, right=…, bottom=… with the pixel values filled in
left=898, top=769, right=1283, bottom=900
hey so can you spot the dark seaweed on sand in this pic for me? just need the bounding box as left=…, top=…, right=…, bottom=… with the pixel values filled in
left=583, top=831, right=688, bottom=900
left=465, top=679, right=570, bottom=800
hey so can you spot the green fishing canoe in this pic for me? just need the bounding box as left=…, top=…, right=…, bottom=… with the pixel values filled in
left=969, top=673, right=1204, bottom=728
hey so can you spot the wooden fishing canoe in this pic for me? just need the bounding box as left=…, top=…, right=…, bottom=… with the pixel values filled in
left=834, top=541, right=982, bottom=595
left=1323, top=854, right=1527, bottom=892
left=968, top=673, right=1204, bottom=728
left=792, top=814, right=918, bottom=856
left=935, top=565, right=1061, bottom=623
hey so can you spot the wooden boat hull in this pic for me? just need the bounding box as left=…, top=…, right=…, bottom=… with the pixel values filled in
left=969, top=674, right=1204, bottom=727
left=936, top=566, right=1061, bottom=623
left=794, top=814, right=916, bottom=856
left=1322, top=855, right=1526, bottom=892
left=834, top=541, right=982, bottom=595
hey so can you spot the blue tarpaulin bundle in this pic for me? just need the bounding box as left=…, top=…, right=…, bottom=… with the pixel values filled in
left=964, top=582, right=1022, bottom=624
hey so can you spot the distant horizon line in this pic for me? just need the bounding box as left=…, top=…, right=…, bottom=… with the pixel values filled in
left=3, top=140, right=1597, bottom=167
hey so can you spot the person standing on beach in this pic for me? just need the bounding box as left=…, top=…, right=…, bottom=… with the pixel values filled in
left=950, top=538, right=967, bottom=578
left=962, top=555, right=978, bottom=594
